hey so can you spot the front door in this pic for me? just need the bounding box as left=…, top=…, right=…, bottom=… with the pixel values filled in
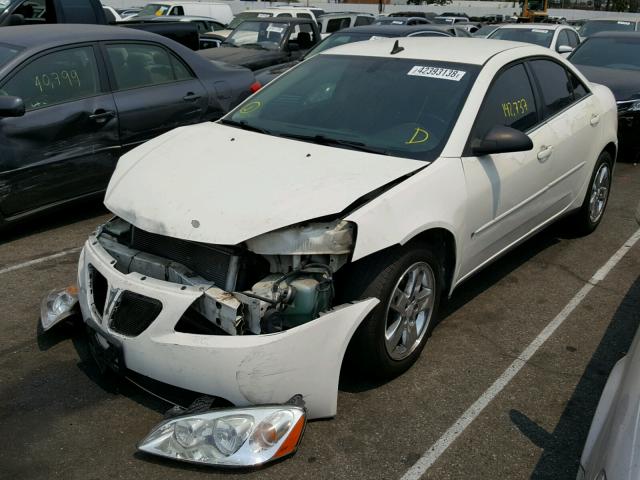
left=458, top=62, right=556, bottom=279
left=0, top=45, right=119, bottom=218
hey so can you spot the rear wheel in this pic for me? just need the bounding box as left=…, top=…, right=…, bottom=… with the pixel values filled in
left=571, top=150, right=613, bottom=235
left=341, top=245, right=444, bottom=379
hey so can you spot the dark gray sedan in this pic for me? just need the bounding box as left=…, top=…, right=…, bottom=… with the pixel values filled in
left=0, top=24, right=256, bottom=226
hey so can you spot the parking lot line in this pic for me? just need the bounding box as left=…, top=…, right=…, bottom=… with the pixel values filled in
left=400, top=227, right=640, bottom=480
left=0, top=247, right=81, bottom=276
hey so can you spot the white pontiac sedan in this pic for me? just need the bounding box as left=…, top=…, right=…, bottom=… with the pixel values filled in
left=57, top=38, right=617, bottom=466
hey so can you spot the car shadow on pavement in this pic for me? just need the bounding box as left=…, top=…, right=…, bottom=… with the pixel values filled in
left=509, top=276, right=640, bottom=480
left=0, top=197, right=107, bottom=245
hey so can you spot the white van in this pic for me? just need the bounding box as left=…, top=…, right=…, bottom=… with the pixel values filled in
left=137, top=1, right=234, bottom=25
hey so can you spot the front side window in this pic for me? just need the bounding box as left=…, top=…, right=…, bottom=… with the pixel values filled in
left=489, top=28, right=554, bottom=48
left=106, top=43, right=192, bottom=91
left=1, top=46, right=100, bottom=111
left=13, top=0, right=45, bottom=22
left=529, top=59, right=575, bottom=118
left=556, top=29, right=570, bottom=49
left=138, top=3, right=171, bottom=16
left=227, top=55, right=479, bottom=161
left=354, top=16, right=373, bottom=26
left=473, top=63, right=538, bottom=141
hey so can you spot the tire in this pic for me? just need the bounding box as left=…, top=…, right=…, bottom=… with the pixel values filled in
left=339, top=244, right=444, bottom=379
left=570, top=150, right=613, bottom=236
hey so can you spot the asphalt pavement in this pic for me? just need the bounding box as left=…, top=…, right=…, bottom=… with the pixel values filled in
left=1, top=162, right=639, bottom=480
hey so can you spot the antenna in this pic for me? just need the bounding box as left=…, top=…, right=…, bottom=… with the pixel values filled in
left=390, top=40, right=404, bottom=55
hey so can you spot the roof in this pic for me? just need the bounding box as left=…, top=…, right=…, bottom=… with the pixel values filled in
left=318, top=12, right=374, bottom=18
left=0, top=24, right=161, bottom=49
left=129, top=15, right=220, bottom=22
left=583, top=18, right=639, bottom=23
left=493, top=24, right=565, bottom=30
left=232, top=17, right=312, bottom=24
left=318, top=37, right=533, bottom=65
left=339, top=24, right=456, bottom=35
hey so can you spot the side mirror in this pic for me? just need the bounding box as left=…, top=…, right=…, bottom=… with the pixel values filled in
left=471, top=125, right=533, bottom=156
left=0, top=96, right=25, bottom=117
left=8, top=13, right=25, bottom=26
left=557, top=44, right=574, bottom=54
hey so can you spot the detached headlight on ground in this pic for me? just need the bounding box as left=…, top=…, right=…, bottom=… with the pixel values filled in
left=138, top=406, right=306, bottom=467
left=40, top=286, right=79, bottom=331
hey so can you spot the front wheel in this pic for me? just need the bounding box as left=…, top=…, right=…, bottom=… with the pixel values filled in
left=341, top=245, right=444, bottom=379
left=570, top=150, right=613, bottom=235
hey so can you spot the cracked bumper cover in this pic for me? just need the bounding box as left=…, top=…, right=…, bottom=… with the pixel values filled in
left=77, top=237, right=379, bottom=419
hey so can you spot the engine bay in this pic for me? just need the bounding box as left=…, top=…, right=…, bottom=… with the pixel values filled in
left=94, top=217, right=354, bottom=336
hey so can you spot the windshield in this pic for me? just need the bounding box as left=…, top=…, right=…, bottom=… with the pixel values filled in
left=570, top=37, right=640, bottom=71
left=526, top=0, right=545, bottom=11
left=305, top=32, right=382, bottom=57
left=489, top=27, right=553, bottom=47
left=228, top=11, right=273, bottom=29
left=225, top=54, right=479, bottom=161
left=581, top=20, right=636, bottom=37
left=224, top=21, right=285, bottom=49
left=0, top=43, right=20, bottom=68
left=138, top=3, right=172, bottom=16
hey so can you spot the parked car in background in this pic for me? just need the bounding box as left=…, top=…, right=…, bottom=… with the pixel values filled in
left=579, top=19, right=639, bottom=39
left=454, top=22, right=482, bottom=34
left=254, top=24, right=467, bottom=86
left=124, top=15, right=227, bottom=34
left=135, top=1, right=233, bottom=25
left=488, top=24, right=580, bottom=56
left=374, top=16, right=431, bottom=26
left=570, top=32, right=640, bottom=159
left=0, top=24, right=257, bottom=225
left=473, top=24, right=501, bottom=38
left=434, top=16, right=470, bottom=24
left=0, top=0, right=106, bottom=26
left=213, top=7, right=319, bottom=39
left=317, top=12, right=375, bottom=38
left=199, top=17, right=320, bottom=71
left=274, top=5, right=324, bottom=20
left=578, top=318, right=640, bottom=480
left=103, top=6, right=123, bottom=24
left=116, top=7, right=141, bottom=20
left=388, top=11, right=436, bottom=20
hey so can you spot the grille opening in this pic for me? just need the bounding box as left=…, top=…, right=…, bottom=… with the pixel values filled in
left=175, top=305, right=230, bottom=336
left=110, top=291, right=162, bottom=337
left=89, top=265, right=108, bottom=316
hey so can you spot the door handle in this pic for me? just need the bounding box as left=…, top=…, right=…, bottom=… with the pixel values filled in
left=183, top=92, right=201, bottom=102
left=537, top=145, right=553, bottom=161
left=89, top=109, right=115, bottom=123
left=590, top=114, right=600, bottom=126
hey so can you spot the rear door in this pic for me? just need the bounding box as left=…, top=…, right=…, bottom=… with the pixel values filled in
left=0, top=44, right=119, bottom=218
left=102, top=41, right=208, bottom=150
left=527, top=58, right=598, bottom=210
left=459, top=62, right=557, bottom=278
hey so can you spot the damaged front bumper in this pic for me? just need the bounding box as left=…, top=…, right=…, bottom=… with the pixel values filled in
left=77, top=235, right=378, bottom=420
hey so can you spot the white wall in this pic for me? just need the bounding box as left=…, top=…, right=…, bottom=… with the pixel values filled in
left=102, top=0, right=640, bottom=22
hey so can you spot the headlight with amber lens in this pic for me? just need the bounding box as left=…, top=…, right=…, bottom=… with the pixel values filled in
left=138, top=406, right=306, bottom=467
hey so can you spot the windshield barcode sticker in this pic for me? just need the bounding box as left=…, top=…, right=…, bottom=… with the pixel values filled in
left=531, top=28, right=550, bottom=33
left=618, top=21, right=631, bottom=25
left=408, top=66, right=466, bottom=81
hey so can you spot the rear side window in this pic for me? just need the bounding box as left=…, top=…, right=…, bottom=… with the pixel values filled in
left=473, top=63, right=538, bottom=140
left=326, top=17, right=349, bottom=33
left=355, top=16, right=373, bottom=26
left=106, top=43, right=193, bottom=91
left=568, top=70, right=588, bottom=100
left=169, top=6, right=184, bottom=16
left=1, top=46, right=101, bottom=111
left=556, top=29, right=571, bottom=50
left=529, top=59, right=574, bottom=118
left=298, top=13, right=312, bottom=19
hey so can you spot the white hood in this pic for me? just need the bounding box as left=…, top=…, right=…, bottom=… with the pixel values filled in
left=105, top=123, right=426, bottom=245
